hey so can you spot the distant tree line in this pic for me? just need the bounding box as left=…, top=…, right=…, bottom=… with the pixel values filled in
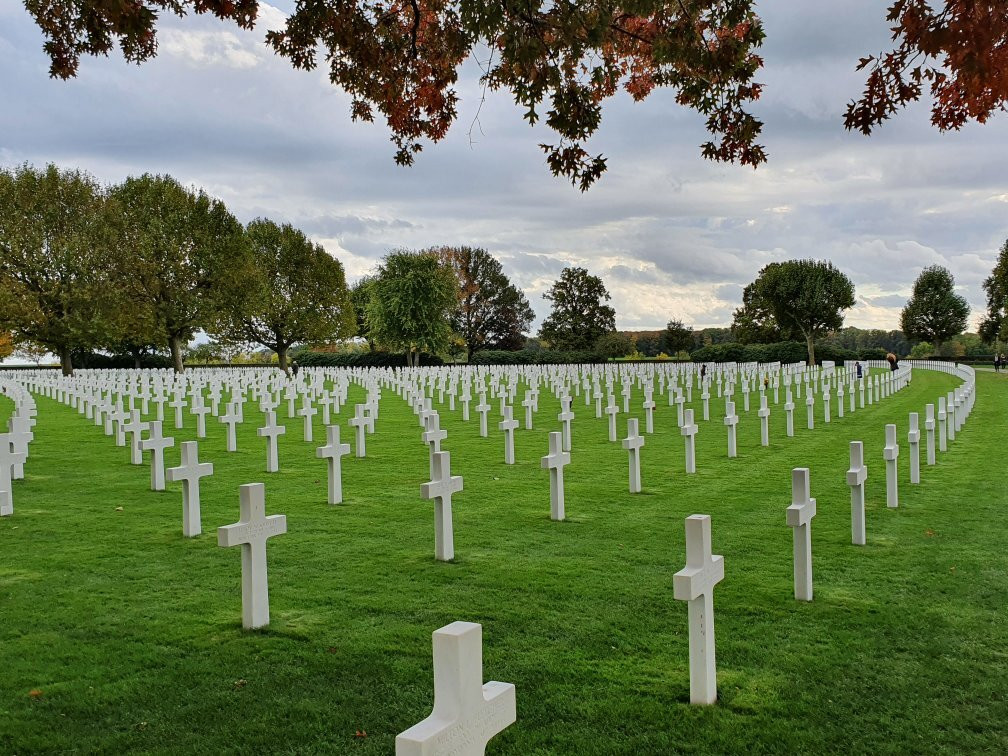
left=1, top=163, right=998, bottom=373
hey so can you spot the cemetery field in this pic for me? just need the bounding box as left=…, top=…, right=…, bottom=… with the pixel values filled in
left=2, top=369, right=1007, bottom=754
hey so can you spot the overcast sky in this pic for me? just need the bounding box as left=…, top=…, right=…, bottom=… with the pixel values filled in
left=2, top=1, right=1006, bottom=332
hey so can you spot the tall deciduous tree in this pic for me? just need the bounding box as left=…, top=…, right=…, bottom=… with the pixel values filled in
left=433, top=246, right=533, bottom=360
left=349, top=276, right=378, bottom=351
left=731, top=279, right=783, bottom=344
left=110, top=174, right=247, bottom=373
left=899, top=265, right=969, bottom=353
left=0, top=163, right=118, bottom=375
left=660, top=318, right=695, bottom=354
left=847, top=2, right=1008, bottom=137
left=979, top=239, right=1008, bottom=345
left=750, top=260, right=855, bottom=365
left=211, top=219, right=355, bottom=373
left=27, top=1, right=766, bottom=190
left=367, top=250, right=457, bottom=366
left=539, top=267, right=616, bottom=351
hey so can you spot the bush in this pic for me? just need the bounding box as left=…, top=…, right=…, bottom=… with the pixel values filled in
left=910, top=341, right=934, bottom=359
left=689, top=340, right=862, bottom=365
left=296, top=351, right=444, bottom=367
left=594, top=331, right=634, bottom=359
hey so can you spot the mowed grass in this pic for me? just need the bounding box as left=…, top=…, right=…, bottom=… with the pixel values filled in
left=1, top=367, right=1006, bottom=754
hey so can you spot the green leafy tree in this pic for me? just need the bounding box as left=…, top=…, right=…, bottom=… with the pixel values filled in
left=211, top=219, right=355, bottom=374
left=660, top=318, right=695, bottom=354
left=909, top=341, right=933, bottom=359
left=750, top=260, right=856, bottom=365
left=731, top=279, right=784, bottom=344
left=185, top=342, right=222, bottom=367
left=367, top=250, right=458, bottom=366
left=899, top=265, right=970, bottom=353
left=539, top=267, right=616, bottom=351
left=979, top=240, right=1008, bottom=346
left=434, top=246, right=534, bottom=359
left=28, top=1, right=766, bottom=191
left=349, top=276, right=378, bottom=351
left=595, top=331, right=634, bottom=360
left=0, top=163, right=118, bottom=375
left=110, top=174, right=248, bottom=373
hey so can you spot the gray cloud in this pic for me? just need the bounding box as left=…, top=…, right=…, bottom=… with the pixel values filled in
left=1, top=1, right=1006, bottom=333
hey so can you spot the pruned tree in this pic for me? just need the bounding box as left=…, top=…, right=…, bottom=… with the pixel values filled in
left=26, top=1, right=766, bottom=190
left=539, top=267, right=616, bottom=351
left=750, top=260, right=855, bottom=365
left=210, top=218, right=355, bottom=374
left=0, top=163, right=118, bottom=375
left=847, top=2, right=1008, bottom=137
left=661, top=318, right=695, bottom=355
left=979, top=239, right=1008, bottom=346
left=109, top=174, right=248, bottom=373
left=899, top=265, right=969, bottom=353
left=433, top=246, right=533, bottom=360
left=367, top=250, right=458, bottom=366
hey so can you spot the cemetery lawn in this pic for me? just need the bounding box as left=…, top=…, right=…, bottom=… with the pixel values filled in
left=2, top=368, right=1007, bottom=754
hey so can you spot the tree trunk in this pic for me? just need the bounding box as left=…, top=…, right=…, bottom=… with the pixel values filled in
left=59, top=346, right=74, bottom=377
left=278, top=347, right=290, bottom=375
left=134, top=355, right=142, bottom=369
left=169, top=336, right=185, bottom=373
left=805, top=333, right=816, bottom=366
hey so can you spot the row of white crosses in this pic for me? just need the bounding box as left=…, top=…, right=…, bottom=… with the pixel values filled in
left=0, top=380, right=36, bottom=517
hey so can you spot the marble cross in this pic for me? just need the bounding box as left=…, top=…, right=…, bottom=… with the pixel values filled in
left=786, top=468, right=816, bottom=602
left=924, top=403, right=936, bottom=465
left=258, top=410, right=286, bottom=473
left=219, top=403, right=240, bottom=452
left=604, top=396, right=619, bottom=442
left=475, top=397, right=491, bottom=438
left=672, top=514, right=724, bottom=705
left=784, top=389, right=795, bottom=438
left=217, top=483, right=287, bottom=629
left=937, top=397, right=948, bottom=453
left=139, top=420, right=175, bottom=491
left=557, top=396, right=574, bottom=452
left=883, top=423, right=900, bottom=508
left=621, top=417, right=644, bottom=493
left=498, top=406, right=518, bottom=465
left=316, top=425, right=352, bottom=505
left=124, top=410, right=149, bottom=465
left=420, top=451, right=463, bottom=561
left=908, top=412, right=921, bottom=484
left=541, top=431, right=570, bottom=521
left=723, top=401, right=739, bottom=458
left=166, top=440, right=214, bottom=537
left=422, top=412, right=448, bottom=479
left=395, top=621, right=516, bottom=756
left=681, top=408, right=698, bottom=474
left=298, top=395, right=318, bottom=443
left=846, top=441, right=868, bottom=546
left=348, top=404, right=368, bottom=458
left=757, top=394, right=770, bottom=447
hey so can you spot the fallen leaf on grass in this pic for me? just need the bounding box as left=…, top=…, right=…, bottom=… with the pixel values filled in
left=327, top=647, right=338, bottom=654
left=354, top=730, right=367, bottom=738
left=135, top=722, right=148, bottom=731
left=925, top=528, right=936, bottom=537
left=115, top=506, right=124, bottom=511
left=29, top=689, right=43, bottom=699
left=234, top=679, right=247, bottom=689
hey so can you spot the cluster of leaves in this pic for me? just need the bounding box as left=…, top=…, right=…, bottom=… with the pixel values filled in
left=899, top=264, right=969, bottom=350
left=846, top=2, right=1008, bottom=135
left=26, top=0, right=767, bottom=189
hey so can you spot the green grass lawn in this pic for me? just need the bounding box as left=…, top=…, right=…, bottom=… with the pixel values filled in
left=1, top=367, right=1006, bottom=754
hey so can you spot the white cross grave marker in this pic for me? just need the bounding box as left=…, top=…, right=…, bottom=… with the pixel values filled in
left=541, top=431, right=570, bottom=521
left=908, top=412, right=921, bottom=484
left=166, top=440, right=214, bottom=537
left=786, top=468, right=816, bottom=601
left=681, top=408, right=698, bottom=474
left=395, top=621, right=516, bottom=756
left=139, top=420, right=175, bottom=491
left=724, top=401, right=739, bottom=458
left=316, top=425, right=352, bottom=505
left=217, top=483, right=287, bottom=629
left=757, top=394, right=770, bottom=447
left=349, top=404, right=368, bottom=458
left=925, top=403, right=936, bottom=465
left=672, top=514, right=724, bottom=706
left=258, top=410, right=286, bottom=473
left=498, top=406, right=518, bottom=465
left=846, top=441, right=868, bottom=546
left=622, top=417, right=644, bottom=493
left=883, top=423, right=900, bottom=508
left=420, top=451, right=463, bottom=561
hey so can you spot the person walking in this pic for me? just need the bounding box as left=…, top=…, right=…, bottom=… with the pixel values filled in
left=995, top=353, right=1001, bottom=373
left=855, top=361, right=863, bottom=379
